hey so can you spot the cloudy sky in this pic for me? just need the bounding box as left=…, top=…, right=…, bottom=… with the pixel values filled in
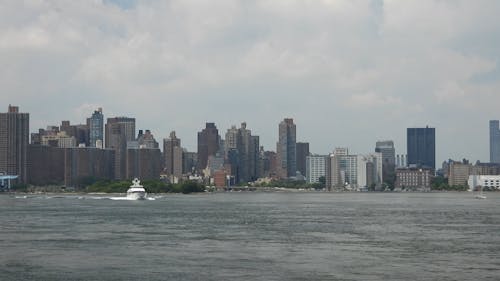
left=1, top=0, right=499, bottom=164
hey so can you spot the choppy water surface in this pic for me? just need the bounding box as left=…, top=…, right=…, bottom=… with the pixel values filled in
left=1, top=192, right=499, bottom=281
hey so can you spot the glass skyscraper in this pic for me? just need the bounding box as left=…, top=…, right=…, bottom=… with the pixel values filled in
left=89, top=108, right=104, bottom=148
left=407, top=127, right=435, bottom=170
left=489, top=120, right=500, bottom=163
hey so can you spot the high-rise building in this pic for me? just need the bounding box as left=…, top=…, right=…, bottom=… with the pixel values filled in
left=375, top=140, right=396, bottom=185
left=306, top=155, right=327, bottom=184
left=489, top=120, right=500, bottom=163
left=296, top=142, right=310, bottom=177
left=277, top=118, right=296, bottom=178
left=105, top=117, right=135, bottom=180
left=88, top=108, right=104, bottom=148
left=224, top=123, right=260, bottom=183
left=407, top=126, right=435, bottom=170
left=164, top=131, right=183, bottom=179
left=197, top=123, right=220, bottom=171
left=0, top=105, right=29, bottom=183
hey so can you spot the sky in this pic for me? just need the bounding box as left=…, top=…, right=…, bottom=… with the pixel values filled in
left=1, top=0, right=500, bottom=164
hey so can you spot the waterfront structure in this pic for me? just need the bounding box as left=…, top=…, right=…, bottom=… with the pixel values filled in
left=0, top=105, right=29, bottom=183
left=448, top=161, right=472, bottom=187
left=326, top=148, right=348, bottom=190
left=27, top=145, right=65, bottom=186
left=164, top=131, right=183, bottom=179
left=407, top=126, right=435, bottom=170
left=375, top=140, right=396, bottom=184
left=64, top=147, right=116, bottom=187
left=306, top=155, right=327, bottom=184
left=105, top=117, right=136, bottom=180
left=490, top=120, right=500, bottom=163
left=126, top=147, right=161, bottom=180
left=395, top=168, right=432, bottom=191
left=197, top=123, right=220, bottom=171
left=327, top=148, right=382, bottom=190
left=468, top=175, right=500, bottom=191
left=213, top=170, right=228, bottom=188
left=88, top=108, right=104, bottom=148
left=276, top=118, right=296, bottom=178
left=357, top=153, right=383, bottom=189
left=296, top=142, right=310, bottom=177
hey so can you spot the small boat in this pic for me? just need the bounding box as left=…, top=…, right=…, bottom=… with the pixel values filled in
left=127, top=178, right=147, bottom=200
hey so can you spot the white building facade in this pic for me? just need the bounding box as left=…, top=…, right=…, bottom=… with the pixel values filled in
left=468, top=175, right=500, bottom=191
left=306, top=155, right=328, bottom=183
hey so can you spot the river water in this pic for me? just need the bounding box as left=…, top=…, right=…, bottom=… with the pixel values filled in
left=1, top=192, right=499, bottom=281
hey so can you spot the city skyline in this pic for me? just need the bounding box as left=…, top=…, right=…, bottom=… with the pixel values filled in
left=12, top=104, right=500, bottom=166
left=2, top=1, right=500, bottom=163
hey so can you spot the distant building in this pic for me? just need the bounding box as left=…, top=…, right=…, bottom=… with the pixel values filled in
left=60, top=121, right=89, bottom=147
left=468, top=175, right=500, bottom=191
left=395, top=168, right=432, bottom=191
left=276, top=118, right=296, bottom=178
left=27, top=145, right=65, bottom=186
left=41, top=131, right=76, bottom=148
left=326, top=148, right=382, bottom=190
left=448, top=161, right=472, bottom=187
left=182, top=151, right=198, bottom=175
left=88, top=108, right=104, bottom=148
left=224, top=123, right=260, bottom=183
left=0, top=105, right=29, bottom=183
left=407, top=126, right=435, bottom=170
left=296, top=142, right=310, bottom=177
left=135, top=129, right=159, bottom=149
left=126, top=147, right=161, bottom=180
left=448, top=161, right=500, bottom=187
left=262, top=150, right=277, bottom=178
left=64, top=147, right=115, bottom=187
left=306, top=155, right=327, bottom=184
left=105, top=117, right=136, bottom=180
left=213, top=170, right=228, bottom=188
left=164, top=131, right=183, bottom=179
left=375, top=140, right=396, bottom=185
left=396, top=154, right=407, bottom=168
left=489, top=120, right=500, bottom=163
left=197, top=123, right=220, bottom=171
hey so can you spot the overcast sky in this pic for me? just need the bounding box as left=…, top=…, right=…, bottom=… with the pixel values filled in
left=2, top=0, right=499, bottom=164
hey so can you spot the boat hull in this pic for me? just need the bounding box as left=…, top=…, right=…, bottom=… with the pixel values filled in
left=126, top=191, right=146, bottom=200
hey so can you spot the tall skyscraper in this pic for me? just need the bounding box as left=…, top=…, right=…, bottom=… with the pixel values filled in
left=296, top=142, right=310, bottom=177
left=0, top=105, right=29, bottom=183
left=407, top=126, right=435, bottom=170
left=224, top=123, right=260, bottom=183
left=277, top=118, right=296, bottom=178
left=105, top=117, right=136, bottom=179
left=164, top=131, right=183, bottom=179
left=88, top=108, right=104, bottom=148
left=197, top=123, right=220, bottom=170
left=489, top=120, right=500, bottom=163
left=375, top=140, right=396, bottom=185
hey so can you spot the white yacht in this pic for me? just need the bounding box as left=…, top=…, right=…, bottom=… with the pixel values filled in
left=127, top=178, right=147, bottom=200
